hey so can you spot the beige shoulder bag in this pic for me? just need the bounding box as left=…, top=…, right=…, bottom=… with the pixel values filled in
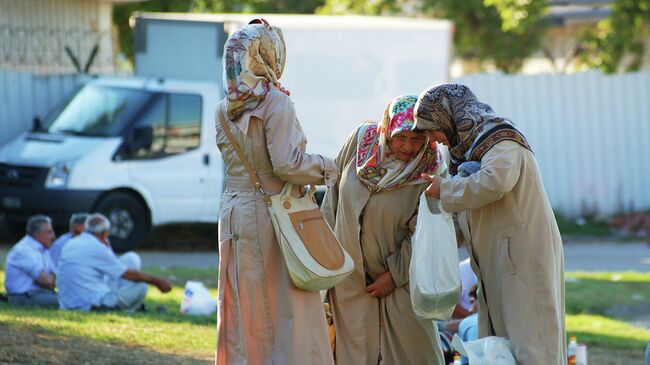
left=218, top=113, right=353, bottom=291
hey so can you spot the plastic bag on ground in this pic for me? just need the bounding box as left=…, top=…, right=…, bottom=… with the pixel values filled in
left=180, top=280, right=217, bottom=315
left=409, top=192, right=461, bottom=320
left=452, top=335, right=516, bottom=365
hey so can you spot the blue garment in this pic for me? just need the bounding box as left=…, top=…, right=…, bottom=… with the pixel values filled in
left=459, top=313, right=478, bottom=341
left=49, top=232, right=73, bottom=268
left=459, top=313, right=479, bottom=364
left=57, top=233, right=127, bottom=310
left=458, top=161, right=481, bottom=177
left=4, top=235, right=55, bottom=294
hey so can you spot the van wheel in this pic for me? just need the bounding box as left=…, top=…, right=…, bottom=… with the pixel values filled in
left=95, top=192, right=150, bottom=253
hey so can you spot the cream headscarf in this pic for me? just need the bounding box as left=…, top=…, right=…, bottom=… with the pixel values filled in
left=222, top=22, right=286, bottom=122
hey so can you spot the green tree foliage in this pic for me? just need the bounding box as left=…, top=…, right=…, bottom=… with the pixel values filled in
left=192, top=0, right=324, bottom=14
left=578, top=0, right=650, bottom=73
left=318, top=0, right=549, bottom=73
left=113, top=0, right=324, bottom=63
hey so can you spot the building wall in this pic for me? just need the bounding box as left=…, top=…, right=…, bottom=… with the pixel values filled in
left=0, top=70, right=80, bottom=146
left=0, top=0, right=115, bottom=75
left=453, top=70, right=650, bottom=217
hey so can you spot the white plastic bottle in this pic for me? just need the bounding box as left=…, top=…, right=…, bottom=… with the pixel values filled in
left=576, top=343, right=588, bottom=365
left=568, top=336, right=578, bottom=365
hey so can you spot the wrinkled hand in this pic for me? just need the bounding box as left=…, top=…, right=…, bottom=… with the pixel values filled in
left=421, top=174, right=441, bottom=199
left=155, top=278, right=173, bottom=293
left=366, top=271, right=396, bottom=298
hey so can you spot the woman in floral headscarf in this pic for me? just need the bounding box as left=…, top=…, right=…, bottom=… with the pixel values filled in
left=215, top=20, right=337, bottom=365
left=321, top=95, right=446, bottom=365
left=416, top=84, right=566, bottom=365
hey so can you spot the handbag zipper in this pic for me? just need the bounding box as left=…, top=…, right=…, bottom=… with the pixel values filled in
left=298, top=216, right=322, bottom=230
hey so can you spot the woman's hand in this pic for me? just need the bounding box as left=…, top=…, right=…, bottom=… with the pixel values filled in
left=421, top=174, right=441, bottom=199
left=366, top=271, right=396, bottom=298
left=276, top=82, right=291, bottom=96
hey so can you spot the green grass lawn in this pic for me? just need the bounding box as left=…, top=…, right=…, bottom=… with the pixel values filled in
left=1, top=270, right=649, bottom=364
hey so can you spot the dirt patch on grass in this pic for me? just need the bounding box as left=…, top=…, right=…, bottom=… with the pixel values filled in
left=0, top=323, right=211, bottom=365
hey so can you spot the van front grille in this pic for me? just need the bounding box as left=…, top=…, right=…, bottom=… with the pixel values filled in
left=0, top=164, right=48, bottom=188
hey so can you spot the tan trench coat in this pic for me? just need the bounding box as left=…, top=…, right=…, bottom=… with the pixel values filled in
left=442, top=141, right=566, bottom=365
left=215, top=89, right=334, bottom=365
left=322, top=128, right=445, bottom=365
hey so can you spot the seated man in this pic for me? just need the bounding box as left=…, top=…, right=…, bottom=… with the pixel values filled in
left=57, top=213, right=172, bottom=311
left=4, top=215, right=58, bottom=308
left=49, top=212, right=88, bottom=267
left=454, top=258, right=478, bottom=319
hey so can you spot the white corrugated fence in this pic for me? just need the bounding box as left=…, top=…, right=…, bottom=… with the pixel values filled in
left=453, top=70, right=650, bottom=217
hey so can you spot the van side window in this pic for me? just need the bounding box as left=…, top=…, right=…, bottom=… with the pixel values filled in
left=127, top=93, right=202, bottom=159
left=132, top=96, right=166, bottom=158
left=167, top=94, right=202, bottom=154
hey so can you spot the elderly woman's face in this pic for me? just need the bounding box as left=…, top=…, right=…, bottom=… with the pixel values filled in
left=389, top=131, right=426, bottom=162
left=425, top=130, right=450, bottom=147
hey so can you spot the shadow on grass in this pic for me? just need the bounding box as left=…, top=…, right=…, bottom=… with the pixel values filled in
left=0, top=301, right=216, bottom=328
left=0, top=322, right=211, bottom=365
left=569, top=328, right=649, bottom=351
left=565, top=277, right=650, bottom=316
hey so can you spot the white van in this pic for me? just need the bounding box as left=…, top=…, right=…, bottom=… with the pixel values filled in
left=0, top=77, right=223, bottom=251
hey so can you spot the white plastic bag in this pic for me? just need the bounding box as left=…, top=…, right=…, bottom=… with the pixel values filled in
left=452, top=335, right=516, bottom=365
left=180, top=281, right=217, bottom=315
left=409, top=193, right=461, bottom=320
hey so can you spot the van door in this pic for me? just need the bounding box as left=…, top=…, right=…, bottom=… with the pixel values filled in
left=124, top=92, right=207, bottom=224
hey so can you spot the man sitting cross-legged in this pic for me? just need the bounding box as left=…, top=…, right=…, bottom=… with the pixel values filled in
left=57, top=213, right=172, bottom=311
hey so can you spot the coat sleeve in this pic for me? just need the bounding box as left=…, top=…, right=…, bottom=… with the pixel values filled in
left=440, top=141, right=524, bottom=212
left=321, top=127, right=359, bottom=229
left=385, top=211, right=418, bottom=288
left=264, top=92, right=336, bottom=185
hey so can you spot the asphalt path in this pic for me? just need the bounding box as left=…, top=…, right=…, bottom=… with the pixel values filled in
left=2, top=241, right=647, bottom=272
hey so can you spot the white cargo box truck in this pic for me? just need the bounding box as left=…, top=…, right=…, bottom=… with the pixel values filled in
left=0, top=13, right=452, bottom=251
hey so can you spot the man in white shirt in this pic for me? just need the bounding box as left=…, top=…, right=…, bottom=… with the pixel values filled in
left=457, top=258, right=478, bottom=316
left=4, top=215, right=58, bottom=308
left=49, top=212, right=88, bottom=267
left=57, top=213, right=172, bottom=311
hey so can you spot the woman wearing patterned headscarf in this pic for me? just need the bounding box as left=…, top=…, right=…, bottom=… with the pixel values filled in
left=321, top=95, right=446, bottom=365
left=215, top=20, right=337, bottom=365
left=415, top=84, right=566, bottom=365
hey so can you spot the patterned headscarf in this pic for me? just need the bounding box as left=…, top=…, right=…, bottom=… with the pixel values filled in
left=223, top=22, right=286, bottom=121
left=414, top=84, right=531, bottom=174
left=356, top=95, right=445, bottom=193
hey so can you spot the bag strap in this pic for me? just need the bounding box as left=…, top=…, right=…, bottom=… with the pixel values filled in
left=218, top=106, right=272, bottom=206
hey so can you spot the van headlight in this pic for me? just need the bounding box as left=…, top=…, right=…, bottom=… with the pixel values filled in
left=45, top=162, right=73, bottom=189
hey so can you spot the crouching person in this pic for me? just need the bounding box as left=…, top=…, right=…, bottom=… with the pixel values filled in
left=57, top=213, right=172, bottom=311
left=4, top=215, right=58, bottom=308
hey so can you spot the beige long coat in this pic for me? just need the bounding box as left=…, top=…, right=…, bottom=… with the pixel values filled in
left=441, top=140, right=566, bottom=365
left=215, top=89, right=334, bottom=365
left=322, top=128, right=445, bottom=365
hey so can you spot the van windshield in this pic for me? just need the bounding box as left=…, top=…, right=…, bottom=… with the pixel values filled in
left=41, top=84, right=154, bottom=137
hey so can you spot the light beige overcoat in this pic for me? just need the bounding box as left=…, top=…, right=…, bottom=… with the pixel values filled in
left=322, top=128, right=445, bottom=365
left=441, top=140, right=566, bottom=365
left=215, top=89, right=334, bottom=365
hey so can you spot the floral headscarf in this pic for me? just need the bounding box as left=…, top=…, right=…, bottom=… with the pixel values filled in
left=222, top=22, right=286, bottom=121
left=356, top=95, right=445, bottom=193
left=414, top=84, right=531, bottom=174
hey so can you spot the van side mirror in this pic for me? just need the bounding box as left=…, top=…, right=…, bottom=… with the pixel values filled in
left=32, top=117, right=42, bottom=132
left=130, top=125, right=153, bottom=152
